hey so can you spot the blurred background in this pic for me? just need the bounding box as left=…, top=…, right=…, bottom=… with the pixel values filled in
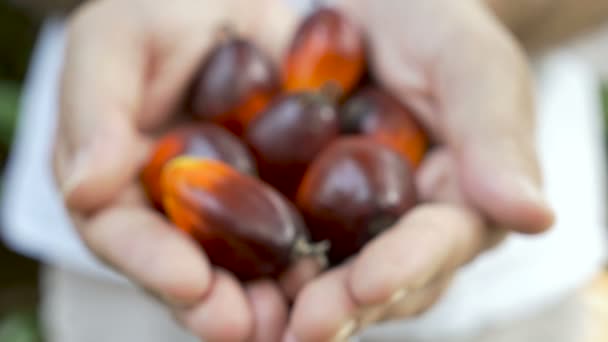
left=0, top=2, right=42, bottom=341
left=0, top=1, right=607, bottom=341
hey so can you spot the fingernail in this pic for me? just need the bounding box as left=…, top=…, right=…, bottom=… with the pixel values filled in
left=332, top=319, right=358, bottom=342
left=61, top=147, right=90, bottom=198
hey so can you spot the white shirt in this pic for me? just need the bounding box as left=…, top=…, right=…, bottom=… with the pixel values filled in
left=1, top=15, right=607, bottom=340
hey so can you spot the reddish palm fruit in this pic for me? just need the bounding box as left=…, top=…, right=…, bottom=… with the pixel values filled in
left=296, top=138, right=417, bottom=264
left=161, top=157, right=327, bottom=281
left=141, top=123, right=256, bottom=210
left=190, top=30, right=280, bottom=135
left=244, top=89, right=339, bottom=198
left=283, top=8, right=365, bottom=96
left=340, top=86, right=429, bottom=168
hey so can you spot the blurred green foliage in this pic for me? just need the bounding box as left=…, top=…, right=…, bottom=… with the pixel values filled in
left=0, top=310, right=42, bottom=342
left=0, top=81, right=20, bottom=149
left=602, top=82, right=608, bottom=119
left=0, top=0, right=37, bottom=165
left=603, top=83, right=608, bottom=156
left=0, top=3, right=41, bottom=341
left=0, top=1, right=38, bottom=81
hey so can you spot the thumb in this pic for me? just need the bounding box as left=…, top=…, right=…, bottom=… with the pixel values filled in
left=56, top=0, right=298, bottom=214
left=457, top=129, right=555, bottom=234
left=56, top=115, right=149, bottom=213
left=56, top=3, right=150, bottom=213
left=363, top=0, right=555, bottom=234
left=436, top=12, right=555, bottom=234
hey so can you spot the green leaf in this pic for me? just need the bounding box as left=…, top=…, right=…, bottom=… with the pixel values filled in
left=0, top=310, right=42, bottom=342
left=602, top=82, right=608, bottom=118
left=0, top=80, right=20, bottom=148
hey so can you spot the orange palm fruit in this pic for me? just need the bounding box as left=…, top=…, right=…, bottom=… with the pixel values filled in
left=141, top=124, right=256, bottom=210
left=161, top=157, right=326, bottom=281
left=283, top=8, right=365, bottom=96
left=296, top=138, right=417, bottom=265
left=340, top=86, right=429, bottom=168
left=190, top=31, right=280, bottom=135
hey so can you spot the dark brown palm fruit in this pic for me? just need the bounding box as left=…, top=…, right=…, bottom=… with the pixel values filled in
left=296, top=137, right=417, bottom=265
left=244, top=89, right=339, bottom=198
left=190, top=30, right=280, bottom=135
left=283, top=7, right=365, bottom=96
left=141, top=123, right=256, bottom=210
left=340, top=86, right=429, bottom=168
left=161, top=157, right=326, bottom=281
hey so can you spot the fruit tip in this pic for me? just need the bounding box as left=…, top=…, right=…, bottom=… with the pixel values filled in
left=320, top=81, right=344, bottom=102
left=293, top=237, right=330, bottom=269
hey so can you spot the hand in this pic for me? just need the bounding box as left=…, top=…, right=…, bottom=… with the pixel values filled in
left=283, top=1, right=555, bottom=341
left=53, top=1, right=307, bottom=341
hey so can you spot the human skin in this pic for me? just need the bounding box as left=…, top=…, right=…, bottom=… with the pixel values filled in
left=14, top=0, right=608, bottom=46
left=50, top=0, right=608, bottom=341
left=283, top=1, right=608, bottom=340
left=54, top=1, right=303, bottom=341
left=283, top=0, right=551, bottom=340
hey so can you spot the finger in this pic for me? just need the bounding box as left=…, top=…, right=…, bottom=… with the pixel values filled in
left=351, top=274, right=452, bottom=336
left=138, top=0, right=298, bottom=130
left=82, top=193, right=211, bottom=306
left=286, top=205, right=486, bottom=342
left=285, top=267, right=359, bottom=342
left=348, top=204, right=487, bottom=307
left=58, top=0, right=299, bottom=213
left=279, top=258, right=323, bottom=301
left=285, top=272, right=452, bottom=342
left=416, top=148, right=467, bottom=204
left=457, top=132, right=555, bottom=234
left=347, top=0, right=555, bottom=234
left=246, top=280, right=289, bottom=342
left=433, top=10, right=554, bottom=234
left=416, top=148, right=508, bottom=250
left=177, top=270, right=253, bottom=342
left=381, top=275, right=452, bottom=321
left=58, top=2, right=152, bottom=212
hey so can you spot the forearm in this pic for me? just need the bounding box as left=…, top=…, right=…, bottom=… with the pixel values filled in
left=486, top=0, right=608, bottom=52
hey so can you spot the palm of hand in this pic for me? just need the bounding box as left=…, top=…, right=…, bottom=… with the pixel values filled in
left=284, top=1, right=554, bottom=341
left=55, top=0, right=554, bottom=341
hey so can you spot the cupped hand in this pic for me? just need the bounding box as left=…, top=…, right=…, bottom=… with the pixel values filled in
left=284, top=0, right=555, bottom=341
left=53, top=0, right=306, bottom=341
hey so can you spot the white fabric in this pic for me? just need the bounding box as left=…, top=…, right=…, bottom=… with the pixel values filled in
left=1, top=15, right=607, bottom=339
left=0, top=17, right=124, bottom=283
left=361, top=54, right=608, bottom=340
left=40, top=265, right=586, bottom=342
